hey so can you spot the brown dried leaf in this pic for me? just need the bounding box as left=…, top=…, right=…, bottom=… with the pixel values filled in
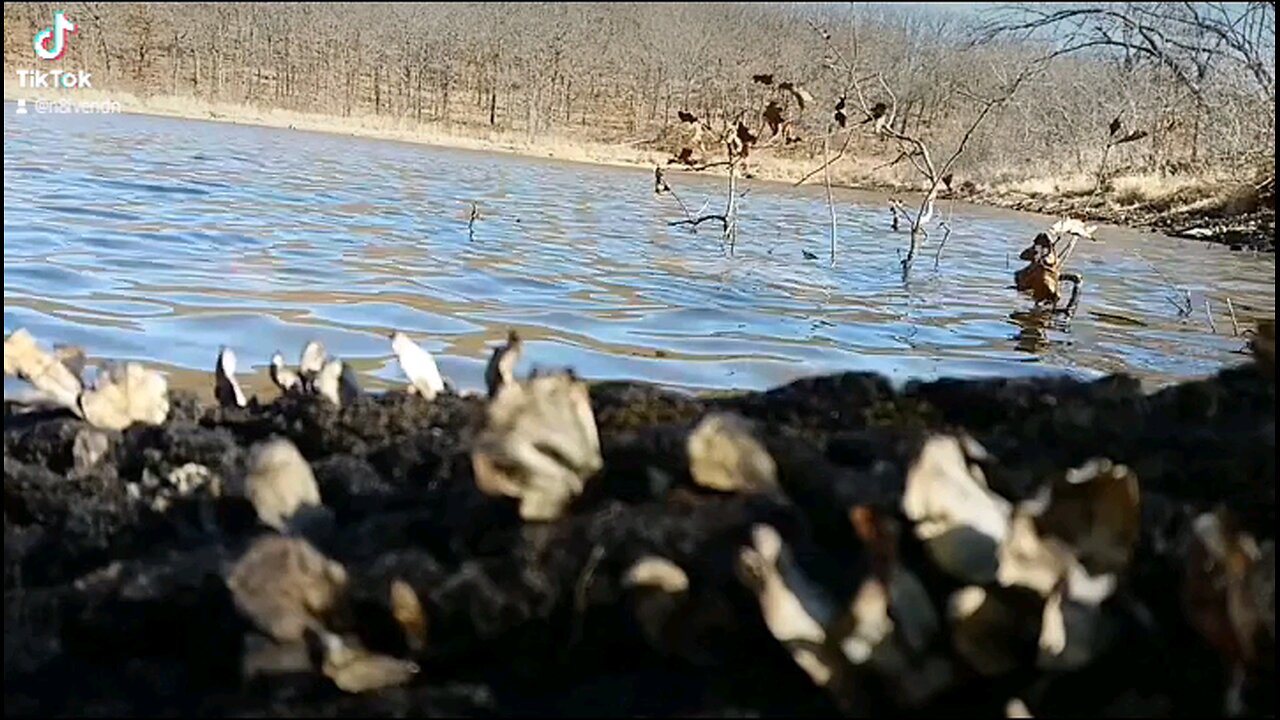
left=1014, top=234, right=1061, bottom=305
left=471, top=372, right=603, bottom=521
left=778, top=81, right=812, bottom=110
left=1183, top=510, right=1271, bottom=670
left=671, top=147, right=697, bottom=166
left=484, top=330, right=523, bottom=399
left=752, top=73, right=774, bottom=86
left=78, top=362, right=169, bottom=430
left=54, top=344, right=87, bottom=381
left=677, top=110, right=698, bottom=124
left=226, top=535, right=348, bottom=642
left=270, top=351, right=302, bottom=394
left=997, top=458, right=1138, bottom=602
left=4, top=328, right=84, bottom=412
left=215, top=346, right=248, bottom=409
left=622, top=555, right=698, bottom=664
left=245, top=438, right=323, bottom=532
left=1037, top=586, right=1116, bottom=670
left=1034, top=459, right=1140, bottom=576
left=686, top=412, right=778, bottom=493
left=831, top=568, right=953, bottom=707
left=299, top=340, right=328, bottom=380
left=1115, top=129, right=1148, bottom=145
left=624, top=556, right=690, bottom=594
left=902, top=435, right=1011, bottom=584
left=390, top=579, right=428, bottom=652
left=736, top=525, right=838, bottom=687
left=850, top=506, right=897, bottom=579
left=390, top=332, right=445, bottom=400
left=834, top=577, right=892, bottom=666
left=314, top=358, right=361, bottom=407
left=990, top=459, right=1138, bottom=670
left=241, top=634, right=313, bottom=682
left=840, top=508, right=948, bottom=703
left=1007, top=698, right=1034, bottom=719
left=1108, top=114, right=1122, bottom=138
left=997, top=514, right=1073, bottom=599
left=736, top=121, right=758, bottom=149
left=319, top=632, right=419, bottom=693
left=763, top=101, right=785, bottom=137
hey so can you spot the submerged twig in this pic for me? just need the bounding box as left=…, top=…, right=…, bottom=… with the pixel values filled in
left=1205, top=298, right=1218, bottom=333
left=823, top=134, right=838, bottom=266
left=933, top=199, right=956, bottom=270
left=655, top=167, right=699, bottom=229
left=1226, top=297, right=1241, bottom=336
left=1165, top=289, right=1194, bottom=318
left=669, top=214, right=729, bottom=230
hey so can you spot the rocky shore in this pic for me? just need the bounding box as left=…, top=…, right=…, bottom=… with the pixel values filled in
left=961, top=184, right=1276, bottom=253
left=4, top=338, right=1275, bottom=717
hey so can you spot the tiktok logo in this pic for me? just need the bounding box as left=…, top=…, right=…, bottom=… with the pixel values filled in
left=33, top=10, right=78, bottom=61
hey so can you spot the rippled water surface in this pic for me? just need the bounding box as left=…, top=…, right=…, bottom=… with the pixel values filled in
left=4, top=105, right=1275, bottom=397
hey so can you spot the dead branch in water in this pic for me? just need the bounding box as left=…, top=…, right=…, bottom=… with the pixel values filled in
left=1165, top=289, right=1194, bottom=318
left=823, top=134, right=838, bottom=266
left=1013, top=221, right=1094, bottom=316
left=933, top=199, right=956, bottom=270
left=806, top=19, right=1035, bottom=276
left=662, top=85, right=810, bottom=255
left=668, top=214, right=729, bottom=230
left=889, top=198, right=908, bottom=232
left=655, top=167, right=699, bottom=228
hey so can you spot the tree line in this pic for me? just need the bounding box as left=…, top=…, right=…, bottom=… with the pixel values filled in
left=3, top=2, right=1274, bottom=187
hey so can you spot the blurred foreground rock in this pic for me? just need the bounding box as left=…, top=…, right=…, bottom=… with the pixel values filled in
left=3, top=354, right=1274, bottom=717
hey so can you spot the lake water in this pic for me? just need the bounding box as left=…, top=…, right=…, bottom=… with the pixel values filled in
left=4, top=103, right=1275, bottom=399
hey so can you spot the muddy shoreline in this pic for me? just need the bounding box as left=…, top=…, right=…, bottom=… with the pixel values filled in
left=957, top=188, right=1276, bottom=253
left=4, top=354, right=1275, bottom=717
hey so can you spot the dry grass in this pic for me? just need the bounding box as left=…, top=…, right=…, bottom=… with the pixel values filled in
left=1108, top=174, right=1210, bottom=207
left=991, top=175, right=1095, bottom=199
left=1107, top=175, right=1267, bottom=220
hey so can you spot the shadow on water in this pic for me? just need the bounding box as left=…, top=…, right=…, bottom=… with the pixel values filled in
left=1008, top=309, right=1066, bottom=356
left=3, top=103, right=1275, bottom=398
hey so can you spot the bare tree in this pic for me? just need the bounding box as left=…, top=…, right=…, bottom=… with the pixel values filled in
left=2, top=1, right=1270, bottom=226
left=661, top=74, right=810, bottom=254
left=802, top=20, right=1033, bottom=274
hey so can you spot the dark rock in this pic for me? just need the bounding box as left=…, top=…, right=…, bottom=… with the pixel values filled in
left=3, top=361, right=1273, bottom=716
